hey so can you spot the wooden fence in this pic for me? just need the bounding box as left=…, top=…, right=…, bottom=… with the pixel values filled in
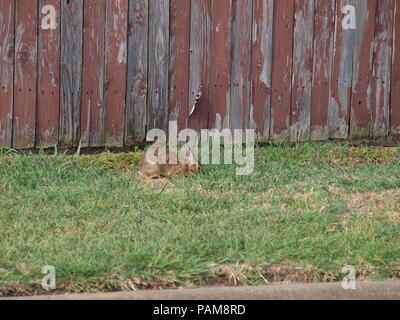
left=0, top=0, right=399, bottom=149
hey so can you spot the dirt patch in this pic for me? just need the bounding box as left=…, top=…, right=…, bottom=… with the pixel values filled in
left=347, top=136, right=400, bottom=148
left=208, top=264, right=336, bottom=284
left=0, top=264, right=378, bottom=298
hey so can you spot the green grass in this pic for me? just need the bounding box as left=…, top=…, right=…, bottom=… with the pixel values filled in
left=0, top=142, right=399, bottom=294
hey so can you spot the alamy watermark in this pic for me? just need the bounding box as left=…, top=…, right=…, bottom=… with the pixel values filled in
left=41, top=5, right=57, bottom=30
left=341, top=265, right=356, bottom=290
left=41, top=265, right=56, bottom=291
left=146, top=121, right=255, bottom=176
left=40, top=4, right=357, bottom=30
left=342, top=5, right=357, bottom=30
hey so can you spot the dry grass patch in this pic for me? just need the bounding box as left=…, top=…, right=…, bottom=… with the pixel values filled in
left=345, top=189, right=400, bottom=222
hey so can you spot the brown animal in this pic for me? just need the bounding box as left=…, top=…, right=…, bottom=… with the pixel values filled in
left=138, top=149, right=202, bottom=180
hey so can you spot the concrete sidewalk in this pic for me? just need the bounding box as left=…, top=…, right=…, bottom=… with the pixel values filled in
left=8, top=281, right=400, bottom=300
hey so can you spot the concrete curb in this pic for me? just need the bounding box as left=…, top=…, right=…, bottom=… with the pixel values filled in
left=6, top=281, right=400, bottom=300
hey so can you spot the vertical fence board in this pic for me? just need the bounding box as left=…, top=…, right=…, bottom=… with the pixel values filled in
left=290, top=0, right=315, bottom=142
left=81, top=0, right=106, bottom=147
left=60, top=0, right=83, bottom=147
left=104, top=0, right=128, bottom=146
left=209, top=0, right=233, bottom=130
left=350, top=0, right=377, bottom=138
left=270, top=0, right=295, bottom=141
left=391, top=0, right=400, bottom=135
left=230, top=0, right=252, bottom=131
left=148, top=0, right=169, bottom=132
left=37, top=0, right=61, bottom=148
left=329, top=0, right=356, bottom=139
left=251, top=0, right=274, bottom=141
left=0, top=0, right=15, bottom=148
left=311, top=0, right=335, bottom=141
left=125, top=0, right=148, bottom=144
left=169, top=0, right=191, bottom=131
left=371, top=0, right=395, bottom=137
left=188, top=0, right=211, bottom=131
left=13, top=0, right=38, bottom=149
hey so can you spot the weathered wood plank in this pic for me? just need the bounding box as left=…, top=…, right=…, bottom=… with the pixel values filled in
left=125, top=0, right=148, bottom=144
left=0, top=0, right=15, bottom=148
left=81, top=0, right=106, bottom=147
left=209, top=0, right=233, bottom=131
left=251, top=0, right=274, bottom=141
left=391, top=0, right=400, bottom=135
left=37, top=0, right=61, bottom=149
left=188, top=0, right=211, bottom=131
left=311, top=0, right=335, bottom=141
left=290, top=0, right=315, bottom=142
left=147, top=0, right=169, bottom=132
left=371, top=0, right=395, bottom=137
left=350, top=0, right=377, bottom=138
left=60, top=0, right=83, bottom=147
left=230, top=0, right=252, bottom=131
left=169, top=0, right=191, bottom=131
left=13, top=0, right=38, bottom=149
left=104, top=0, right=128, bottom=147
left=270, top=0, right=295, bottom=141
left=329, top=0, right=356, bottom=139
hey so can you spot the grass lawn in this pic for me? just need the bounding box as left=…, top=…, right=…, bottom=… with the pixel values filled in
left=0, top=142, right=399, bottom=295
